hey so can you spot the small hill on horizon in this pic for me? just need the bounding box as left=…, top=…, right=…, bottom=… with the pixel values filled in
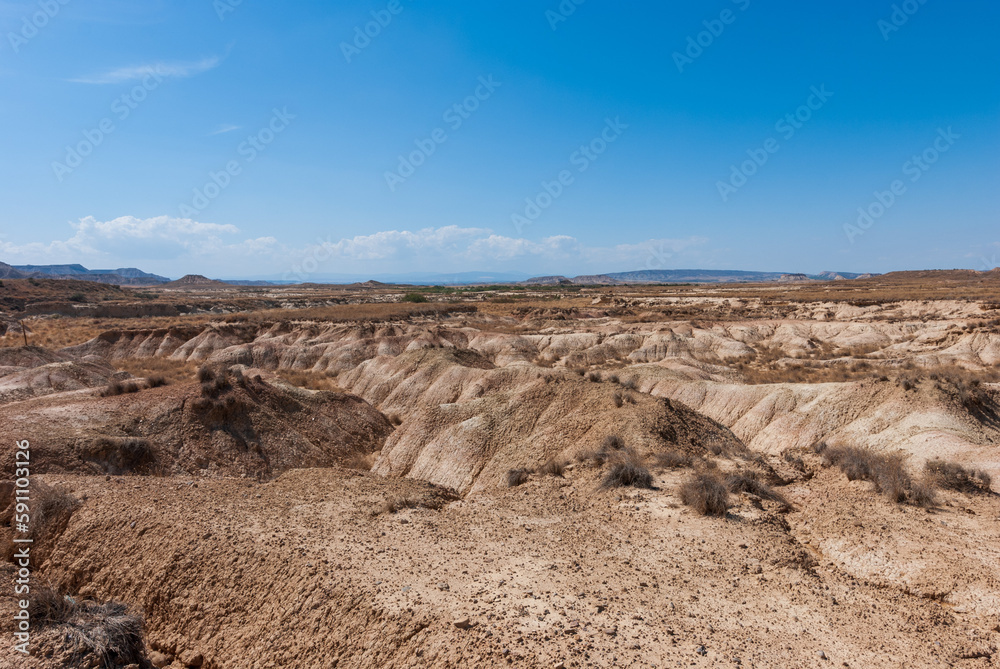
left=161, top=274, right=228, bottom=288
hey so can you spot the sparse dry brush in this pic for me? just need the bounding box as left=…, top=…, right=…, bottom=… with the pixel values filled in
left=4, top=481, right=80, bottom=564
left=99, top=379, right=142, bottom=397
left=506, top=468, right=532, bottom=487
left=275, top=368, right=344, bottom=392
left=726, top=470, right=789, bottom=508
left=379, top=496, right=420, bottom=514
left=601, top=456, right=653, bottom=490
left=113, top=357, right=197, bottom=386
left=822, top=445, right=943, bottom=506
left=82, top=437, right=155, bottom=475
left=538, top=459, right=566, bottom=477
left=28, top=583, right=147, bottom=667
left=653, top=449, right=693, bottom=469
left=924, top=459, right=993, bottom=493
left=680, top=472, right=729, bottom=517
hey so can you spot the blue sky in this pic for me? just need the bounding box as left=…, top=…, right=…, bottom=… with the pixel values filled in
left=0, top=0, right=997, bottom=280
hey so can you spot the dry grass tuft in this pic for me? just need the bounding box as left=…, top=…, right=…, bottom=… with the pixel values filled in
left=600, top=449, right=653, bottom=489
left=344, top=452, right=376, bottom=471
left=653, top=450, right=693, bottom=469
left=680, top=472, right=730, bottom=517
left=379, top=496, right=420, bottom=514
left=99, top=379, right=142, bottom=397
left=823, top=445, right=943, bottom=505
left=538, top=459, right=566, bottom=477
left=275, top=369, right=344, bottom=392
left=112, top=358, right=198, bottom=386
left=28, top=583, right=147, bottom=666
left=726, top=470, right=789, bottom=507
left=506, top=468, right=532, bottom=487
left=924, top=459, right=993, bottom=494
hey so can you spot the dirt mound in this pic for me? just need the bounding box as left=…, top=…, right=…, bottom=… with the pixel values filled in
left=0, top=359, right=123, bottom=405
left=375, top=379, right=742, bottom=494
left=4, top=466, right=997, bottom=668
left=0, top=367, right=393, bottom=479
left=0, top=345, right=73, bottom=371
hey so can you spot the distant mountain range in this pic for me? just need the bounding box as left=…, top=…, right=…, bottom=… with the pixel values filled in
left=0, top=261, right=879, bottom=287
left=521, top=269, right=877, bottom=285
left=2, top=263, right=169, bottom=286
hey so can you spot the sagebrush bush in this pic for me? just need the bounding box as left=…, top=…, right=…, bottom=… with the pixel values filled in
left=653, top=450, right=692, bottom=469
left=100, top=379, right=142, bottom=397
left=908, top=478, right=939, bottom=508
left=601, top=460, right=653, bottom=489
left=823, top=445, right=941, bottom=505
left=538, top=459, right=566, bottom=477
left=29, top=584, right=146, bottom=667
left=924, top=459, right=992, bottom=493
left=726, top=471, right=789, bottom=507
left=379, top=496, right=420, bottom=514
left=506, top=468, right=532, bottom=487
left=680, top=472, right=729, bottom=517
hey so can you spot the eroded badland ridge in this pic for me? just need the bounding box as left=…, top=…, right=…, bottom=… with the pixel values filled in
left=1, top=270, right=999, bottom=668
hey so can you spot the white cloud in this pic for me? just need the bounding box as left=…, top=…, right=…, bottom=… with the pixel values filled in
left=210, top=124, right=242, bottom=135
left=296, top=226, right=708, bottom=277
left=71, top=57, right=220, bottom=85
left=1, top=218, right=709, bottom=279
left=0, top=215, right=243, bottom=264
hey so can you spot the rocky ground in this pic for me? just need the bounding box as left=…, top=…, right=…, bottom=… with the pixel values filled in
left=1, top=275, right=999, bottom=667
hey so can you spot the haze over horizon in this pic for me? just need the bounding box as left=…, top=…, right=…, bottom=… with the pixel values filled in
left=1, top=1, right=998, bottom=279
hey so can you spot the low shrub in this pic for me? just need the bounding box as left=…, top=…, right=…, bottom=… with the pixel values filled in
left=379, top=496, right=420, bottom=514
left=100, top=379, right=142, bottom=397
left=908, top=478, right=939, bottom=508
left=601, top=457, right=653, bottom=489
left=924, top=459, right=993, bottom=494
left=506, top=468, right=532, bottom=487
left=538, top=459, right=566, bottom=477
left=29, top=584, right=146, bottom=667
left=726, top=471, right=789, bottom=507
left=653, top=450, right=692, bottom=469
left=823, top=445, right=941, bottom=505
left=680, top=472, right=730, bottom=517
left=402, top=293, right=428, bottom=303
left=146, top=375, right=168, bottom=388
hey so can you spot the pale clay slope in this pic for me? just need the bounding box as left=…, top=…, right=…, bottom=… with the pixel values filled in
left=55, top=314, right=1000, bottom=479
